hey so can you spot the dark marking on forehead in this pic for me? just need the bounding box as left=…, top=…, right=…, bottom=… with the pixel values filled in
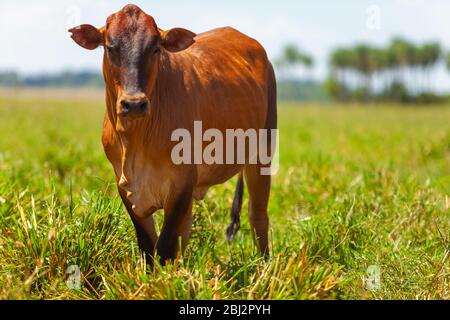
left=106, top=4, right=159, bottom=38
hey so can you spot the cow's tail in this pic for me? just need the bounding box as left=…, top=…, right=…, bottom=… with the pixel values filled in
left=226, top=173, right=244, bottom=243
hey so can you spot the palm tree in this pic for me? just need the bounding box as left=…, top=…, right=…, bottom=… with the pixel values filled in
left=368, top=47, right=388, bottom=93
left=275, top=44, right=314, bottom=80
left=405, top=42, right=419, bottom=92
left=418, top=43, right=442, bottom=91
left=352, top=44, right=373, bottom=91
left=389, top=38, right=411, bottom=65
left=388, top=37, right=412, bottom=86
left=330, top=48, right=353, bottom=88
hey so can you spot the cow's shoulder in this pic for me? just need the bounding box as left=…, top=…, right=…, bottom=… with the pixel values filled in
left=193, top=27, right=268, bottom=62
left=197, top=27, right=260, bottom=46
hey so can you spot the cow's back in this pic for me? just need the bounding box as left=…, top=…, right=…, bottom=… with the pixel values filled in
left=196, top=27, right=270, bottom=126
left=161, top=27, right=271, bottom=127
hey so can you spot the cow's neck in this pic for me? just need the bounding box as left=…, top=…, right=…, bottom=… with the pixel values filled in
left=104, top=52, right=181, bottom=190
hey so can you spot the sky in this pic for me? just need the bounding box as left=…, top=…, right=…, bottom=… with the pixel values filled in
left=2, top=0, right=450, bottom=87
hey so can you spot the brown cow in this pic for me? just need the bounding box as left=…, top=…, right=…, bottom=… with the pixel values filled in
left=69, top=4, right=277, bottom=263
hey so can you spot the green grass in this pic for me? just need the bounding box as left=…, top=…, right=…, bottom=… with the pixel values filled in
left=0, top=93, right=448, bottom=300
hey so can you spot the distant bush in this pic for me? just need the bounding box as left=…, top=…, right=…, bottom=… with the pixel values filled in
left=23, top=71, right=103, bottom=88
left=278, top=80, right=329, bottom=102
left=0, top=71, right=21, bottom=87
left=0, top=70, right=103, bottom=88
left=383, top=82, right=410, bottom=103
left=323, top=76, right=349, bottom=101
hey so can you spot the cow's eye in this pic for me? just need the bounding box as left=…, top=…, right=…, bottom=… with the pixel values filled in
left=106, top=45, right=117, bottom=54
left=154, top=47, right=160, bottom=54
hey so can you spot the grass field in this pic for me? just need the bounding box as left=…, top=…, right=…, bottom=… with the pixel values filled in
left=0, top=91, right=448, bottom=300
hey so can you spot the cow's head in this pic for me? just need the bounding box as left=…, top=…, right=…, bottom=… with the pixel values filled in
left=69, top=4, right=195, bottom=118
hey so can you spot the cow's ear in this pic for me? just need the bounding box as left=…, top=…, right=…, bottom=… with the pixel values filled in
left=69, top=24, right=104, bottom=50
left=161, top=28, right=196, bottom=52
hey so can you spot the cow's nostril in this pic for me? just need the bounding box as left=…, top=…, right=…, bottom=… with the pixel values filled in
left=121, top=101, right=131, bottom=112
left=120, top=99, right=148, bottom=116
left=139, top=101, right=148, bottom=111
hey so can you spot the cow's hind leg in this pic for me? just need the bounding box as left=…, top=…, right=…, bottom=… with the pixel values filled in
left=244, top=61, right=276, bottom=259
left=244, top=165, right=270, bottom=258
left=118, top=189, right=158, bottom=263
left=243, top=62, right=276, bottom=258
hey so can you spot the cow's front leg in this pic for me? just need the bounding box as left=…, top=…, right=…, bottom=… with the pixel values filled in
left=156, top=184, right=193, bottom=263
left=118, top=189, right=158, bottom=263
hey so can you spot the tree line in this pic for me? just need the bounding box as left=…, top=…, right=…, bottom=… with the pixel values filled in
left=0, top=70, right=103, bottom=88
left=326, top=38, right=446, bottom=103
left=276, top=37, right=450, bottom=103
left=2, top=38, right=450, bottom=103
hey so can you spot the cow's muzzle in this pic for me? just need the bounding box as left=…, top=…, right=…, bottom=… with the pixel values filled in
left=118, top=94, right=149, bottom=117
